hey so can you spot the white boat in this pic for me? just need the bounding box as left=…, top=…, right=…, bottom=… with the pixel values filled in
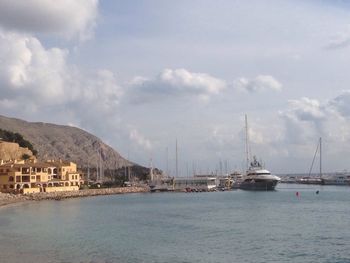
left=238, top=115, right=280, bottom=191
left=298, top=137, right=323, bottom=185
left=239, top=157, right=280, bottom=191
left=297, top=176, right=323, bottom=185
left=280, top=176, right=297, bottom=183
left=322, top=172, right=350, bottom=185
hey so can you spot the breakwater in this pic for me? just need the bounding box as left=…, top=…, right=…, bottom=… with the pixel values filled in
left=0, top=186, right=149, bottom=207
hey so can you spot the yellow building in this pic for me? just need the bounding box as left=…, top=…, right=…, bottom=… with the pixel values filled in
left=0, top=160, right=83, bottom=194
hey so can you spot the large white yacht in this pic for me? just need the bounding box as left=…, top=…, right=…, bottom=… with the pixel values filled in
left=239, top=156, right=280, bottom=191
left=235, top=115, right=280, bottom=191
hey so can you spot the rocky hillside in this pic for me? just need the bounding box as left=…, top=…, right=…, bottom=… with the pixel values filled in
left=0, top=141, right=34, bottom=161
left=0, top=115, right=132, bottom=170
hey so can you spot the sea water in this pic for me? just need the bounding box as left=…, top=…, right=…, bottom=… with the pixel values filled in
left=0, top=184, right=350, bottom=263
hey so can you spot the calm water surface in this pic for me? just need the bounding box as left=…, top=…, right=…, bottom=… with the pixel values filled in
left=1, top=184, right=350, bottom=263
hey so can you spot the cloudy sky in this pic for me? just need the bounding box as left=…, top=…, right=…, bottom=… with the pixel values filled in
left=1, top=0, right=350, bottom=174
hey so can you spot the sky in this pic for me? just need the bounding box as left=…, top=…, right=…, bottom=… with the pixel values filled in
left=1, top=0, right=350, bottom=174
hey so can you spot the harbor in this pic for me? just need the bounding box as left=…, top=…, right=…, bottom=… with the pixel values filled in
left=0, top=184, right=349, bottom=263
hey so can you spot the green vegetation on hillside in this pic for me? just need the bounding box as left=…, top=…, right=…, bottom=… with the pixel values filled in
left=0, top=129, right=38, bottom=156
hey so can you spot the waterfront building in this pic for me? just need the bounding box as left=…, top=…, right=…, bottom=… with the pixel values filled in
left=0, top=159, right=83, bottom=194
left=173, top=177, right=217, bottom=191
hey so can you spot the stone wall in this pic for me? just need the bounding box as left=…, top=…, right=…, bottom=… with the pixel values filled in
left=0, top=186, right=149, bottom=206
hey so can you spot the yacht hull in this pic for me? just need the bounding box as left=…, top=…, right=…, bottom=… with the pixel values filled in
left=239, top=179, right=279, bottom=191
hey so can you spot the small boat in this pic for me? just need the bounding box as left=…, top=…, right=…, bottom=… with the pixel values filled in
left=149, top=184, right=173, bottom=192
left=298, top=137, right=323, bottom=185
left=280, top=176, right=297, bottom=184
left=297, top=176, right=323, bottom=185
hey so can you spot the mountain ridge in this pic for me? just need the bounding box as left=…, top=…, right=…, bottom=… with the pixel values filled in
left=0, top=115, right=133, bottom=170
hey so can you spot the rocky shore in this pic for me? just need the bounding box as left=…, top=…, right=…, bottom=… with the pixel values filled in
left=0, top=186, right=149, bottom=208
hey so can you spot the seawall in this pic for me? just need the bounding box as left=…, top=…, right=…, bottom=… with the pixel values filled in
left=0, top=186, right=149, bottom=207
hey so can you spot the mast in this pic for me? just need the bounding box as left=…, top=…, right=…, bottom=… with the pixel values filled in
left=166, top=146, right=169, bottom=176
left=175, top=139, right=178, bottom=177
left=308, top=138, right=321, bottom=177
left=245, top=114, right=250, bottom=171
left=319, top=137, right=322, bottom=178
left=96, top=150, right=99, bottom=181
left=87, top=158, right=90, bottom=182
left=127, top=150, right=130, bottom=182
left=100, top=148, right=103, bottom=182
left=150, top=157, right=154, bottom=181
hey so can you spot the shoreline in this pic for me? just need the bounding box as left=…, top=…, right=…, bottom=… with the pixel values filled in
left=0, top=186, right=150, bottom=208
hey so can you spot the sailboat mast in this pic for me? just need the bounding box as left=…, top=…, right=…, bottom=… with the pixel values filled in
left=99, top=148, right=103, bottom=182
left=87, top=158, right=90, bottom=182
left=166, top=146, right=169, bottom=176
left=150, top=157, right=153, bottom=181
left=96, top=150, right=99, bottom=181
left=245, top=114, right=250, bottom=171
left=319, top=137, right=322, bottom=178
left=175, top=139, right=178, bottom=177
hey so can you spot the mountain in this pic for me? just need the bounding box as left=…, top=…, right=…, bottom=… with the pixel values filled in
left=0, top=115, right=132, bottom=170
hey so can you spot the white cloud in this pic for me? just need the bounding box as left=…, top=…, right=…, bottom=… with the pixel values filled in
left=0, top=0, right=98, bottom=40
left=326, top=24, right=350, bottom=49
left=287, top=97, right=325, bottom=121
left=0, top=29, right=70, bottom=105
left=128, top=68, right=226, bottom=103
left=234, top=75, right=282, bottom=93
left=160, top=68, right=226, bottom=95
left=278, top=94, right=350, bottom=148
left=328, top=90, right=350, bottom=117
left=129, top=129, right=152, bottom=150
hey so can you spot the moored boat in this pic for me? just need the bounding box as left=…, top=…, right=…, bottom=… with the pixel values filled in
left=237, top=115, right=280, bottom=191
left=321, top=173, right=350, bottom=185
left=239, top=157, right=280, bottom=191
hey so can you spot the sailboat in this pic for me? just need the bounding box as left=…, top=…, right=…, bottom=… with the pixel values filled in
left=306, top=138, right=350, bottom=185
left=238, top=115, right=280, bottom=191
left=298, top=138, right=323, bottom=185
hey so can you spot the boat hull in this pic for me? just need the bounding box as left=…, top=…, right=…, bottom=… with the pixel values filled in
left=239, top=179, right=279, bottom=191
